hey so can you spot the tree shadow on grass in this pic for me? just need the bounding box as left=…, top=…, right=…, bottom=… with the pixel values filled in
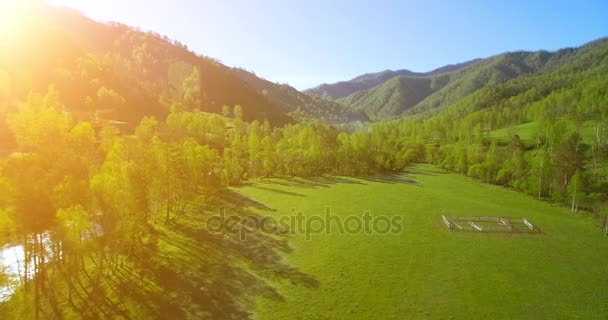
left=256, top=175, right=366, bottom=190
left=250, top=186, right=306, bottom=197
left=405, top=166, right=446, bottom=176
left=258, top=173, right=420, bottom=189
left=110, top=191, right=316, bottom=319
left=219, top=189, right=278, bottom=211
left=256, top=178, right=332, bottom=189
left=29, top=169, right=429, bottom=319
left=359, top=174, right=420, bottom=185
left=27, top=190, right=318, bottom=320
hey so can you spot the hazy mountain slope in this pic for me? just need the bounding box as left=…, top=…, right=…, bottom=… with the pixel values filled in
left=338, top=76, right=443, bottom=120
left=232, top=69, right=368, bottom=123
left=0, top=5, right=294, bottom=125
left=62, top=6, right=302, bottom=124
left=53, top=6, right=366, bottom=124
left=305, top=59, right=480, bottom=100
left=1, top=4, right=363, bottom=135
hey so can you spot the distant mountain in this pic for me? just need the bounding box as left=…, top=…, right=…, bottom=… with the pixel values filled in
left=232, top=69, right=367, bottom=123
left=338, top=76, right=443, bottom=120
left=304, top=59, right=481, bottom=100
left=332, top=41, right=603, bottom=120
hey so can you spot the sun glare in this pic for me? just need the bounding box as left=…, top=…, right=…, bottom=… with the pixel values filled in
left=0, top=1, right=28, bottom=40
left=0, top=0, right=48, bottom=51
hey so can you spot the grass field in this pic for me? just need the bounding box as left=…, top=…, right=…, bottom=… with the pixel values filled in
left=486, top=121, right=597, bottom=145
left=234, top=165, right=608, bottom=320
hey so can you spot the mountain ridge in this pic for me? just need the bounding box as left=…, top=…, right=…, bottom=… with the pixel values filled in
left=305, top=58, right=482, bottom=100
left=329, top=38, right=608, bottom=120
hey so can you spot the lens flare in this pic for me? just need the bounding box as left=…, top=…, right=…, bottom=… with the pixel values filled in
left=0, top=1, right=29, bottom=42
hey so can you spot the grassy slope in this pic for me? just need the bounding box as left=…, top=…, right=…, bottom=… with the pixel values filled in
left=487, top=121, right=598, bottom=145
left=234, top=165, right=608, bottom=319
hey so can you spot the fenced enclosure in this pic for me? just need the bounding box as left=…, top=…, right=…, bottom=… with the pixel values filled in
left=442, top=215, right=541, bottom=234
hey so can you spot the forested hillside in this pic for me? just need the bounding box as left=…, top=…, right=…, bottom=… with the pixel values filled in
left=326, top=40, right=605, bottom=120
left=372, top=36, right=608, bottom=217
left=0, top=4, right=360, bottom=152
left=338, top=75, right=441, bottom=120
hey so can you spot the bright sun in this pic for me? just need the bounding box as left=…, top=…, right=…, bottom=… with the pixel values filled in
left=0, top=1, right=27, bottom=36
left=0, top=0, right=45, bottom=46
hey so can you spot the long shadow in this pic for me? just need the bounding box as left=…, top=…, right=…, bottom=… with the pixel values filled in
left=259, top=173, right=419, bottom=189
left=405, top=166, right=446, bottom=176
left=103, top=190, right=317, bottom=319
left=256, top=175, right=366, bottom=190
left=307, top=176, right=367, bottom=186
left=251, top=186, right=306, bottom=197
left=257, top=178, right=331, bottom=189
left=22, top=188, right=318, bottom=320
left=253, top=169, right=428, bottom=191
left=28, top=169, right=433, bottom=319
left=359, top=174, right=420, bottom=185
left=218, top=189, right=277, bottom=211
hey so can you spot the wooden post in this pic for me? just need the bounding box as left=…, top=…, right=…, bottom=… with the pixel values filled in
left=442, top=215, right=452, bottom=229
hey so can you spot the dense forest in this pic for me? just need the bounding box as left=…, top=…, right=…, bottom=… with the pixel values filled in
left=420, top=37, right=608, bottom=214
left=0, top=3, right=607, bottom=319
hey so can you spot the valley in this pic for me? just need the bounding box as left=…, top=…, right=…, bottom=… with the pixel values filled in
left=0, top=2, right=606, bottom=319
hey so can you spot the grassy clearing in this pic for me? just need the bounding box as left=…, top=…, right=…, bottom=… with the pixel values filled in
left=235, top=165, right=608, bottom=320
left=486, top=122, right=539, bottom=144
left=486, top=121, right=597, bottom=145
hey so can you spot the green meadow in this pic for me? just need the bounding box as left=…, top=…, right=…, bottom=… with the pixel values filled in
left=486, top=120, right=598, bottom=145
left=234, top=165, right=608, bottom=320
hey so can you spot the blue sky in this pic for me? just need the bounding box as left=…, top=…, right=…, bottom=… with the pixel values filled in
left=50, top=0, right=608, bottom=90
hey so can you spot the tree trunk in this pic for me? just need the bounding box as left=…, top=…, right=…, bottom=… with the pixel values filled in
left=593, top=125, right=599, bottom=179
left=571, top=175, right=577, bottom=213
left=538, top=157, right=544, bottom=200
left=166, top=142, right=171, bottom=222
left=34, top=233, right=40, bottom=320
left=24, top=234, right=29, bottom=288
left=166, top=195, right=171, bottom=222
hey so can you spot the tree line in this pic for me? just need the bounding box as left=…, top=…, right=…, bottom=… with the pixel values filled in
left=0, top=84, right=421, bottom=317
left=382, top=47, right=608, bottom=218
